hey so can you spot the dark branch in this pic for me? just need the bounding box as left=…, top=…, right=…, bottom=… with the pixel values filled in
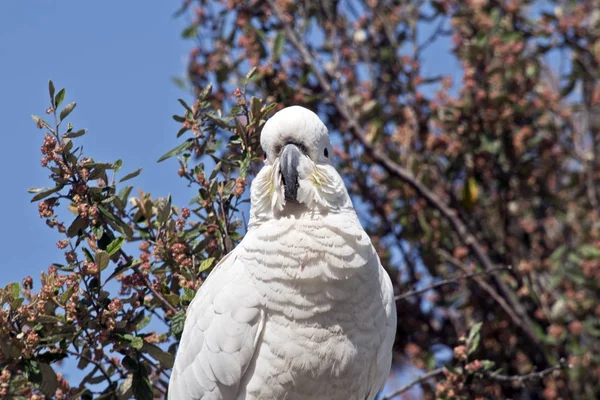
left=395, top=265, right=511, bottom=301
left=487, top=358, right=568, bottom=384
left=381, top=368, right=445, bottom=400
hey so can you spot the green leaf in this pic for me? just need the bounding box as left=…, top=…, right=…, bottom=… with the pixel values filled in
left=119, top=168, right=143, bottom=183
left=198, top=257, right=215, bottom=272
left=580, top=244, right=600, bottom=259
left=60, top=102, right=76, bottom=121
left=156, top=196, right=171, bottom=224
left=67, top=216, right=87, bottom=238
left=209, top=162, right=222, bottom=180
left=39, top=363, right=58, bottom=397
left=181, top=24, right=198, bottom=38
left=31, top=114, right=53, bottom=131
left=250, top=96, right=262, bottom=120
left=467, top=322, right=483, bottom=356
left=239, top=154, right=251, bottom=178
left=262, top=102, right=277, bottom=117
left=480, top=359, right=495, bottom=371
left=97, top=205, right=134, bottom=238
left=94, top=250, right=110, bottom=271
left=165, top=293, right=180, bottom=307
left=143, top=342, right=175, bottom=369
left=10, top=282, right=20, bottom=299
left=55, top=263, right=76, bottom=272
left=181, top=287, right=196, bottom=303
left=55, top=88, right=66, bottom=108
left=77, top=348, right=92, bottom=372
left=445, top=364, right=461, bottom=375
left=48, top=80, right=55, bottom=105
left=157, top=140, right=193, bottom=162
left=205, top=112, right=233, bottom=128
left=246, top=66, right=257, bottom=81
left=62, top=137, right=73, bottom=152
left=30, top=185, right=64, bottom=202
left=64, top=128, right=87, bottom=138
left=60, top=285, right=75, bottom=304
left=23, top=359, right=42, bottom=384
left=118, top=185, right=133, bottom=203
left=176, top=126, right=190, bottom=138
left=171, top=76, right=187, bottom=90
left=123, top=334, right=144, bottom=350
left=136, top=314, right=152, bottom=331
left=92, top=226, right=103, bottom=241
left=177, top=98, right=193, bottom=114
left=198, top=83, right=213, bottom=100
left=82, top=247, right=94, bottom=262
left=118, top=373, right=133, bottom=397
left=106, top=259, right=141, bottom=282
left=273, top=33, right=285, bottom=61
left=132, top=362, right=153, bottom=400
left=11, top=298, right=24, bottom=309
left=106, top=237, right=124, bottom=256
left=113, top=159, right=123, bottom=173
left=170, top=310, right=186, bottom=337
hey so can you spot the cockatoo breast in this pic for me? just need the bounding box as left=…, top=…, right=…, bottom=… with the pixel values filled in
left=234, top=211, right=391, bottom=400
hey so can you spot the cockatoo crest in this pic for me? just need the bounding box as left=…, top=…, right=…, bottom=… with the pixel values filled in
left=250, top=106, right=351, bottom=227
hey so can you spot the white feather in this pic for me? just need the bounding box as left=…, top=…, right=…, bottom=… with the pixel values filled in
left=170, top=106, right=396, bottom=400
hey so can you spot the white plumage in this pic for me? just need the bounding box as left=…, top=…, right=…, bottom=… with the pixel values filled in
left=169, top=106, right=396, bottom=400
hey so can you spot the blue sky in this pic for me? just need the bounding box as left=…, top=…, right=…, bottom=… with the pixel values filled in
left=0, top=2, right=197, bottom=286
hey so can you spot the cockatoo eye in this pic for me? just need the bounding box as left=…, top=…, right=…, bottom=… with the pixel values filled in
left=324, top=148, right=329, bottom=158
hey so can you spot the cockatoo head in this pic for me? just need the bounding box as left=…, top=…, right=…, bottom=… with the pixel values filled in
left=250, top=106, right=353, bottom=223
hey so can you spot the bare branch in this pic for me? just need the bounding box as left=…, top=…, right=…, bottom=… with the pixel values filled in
left=487, top=358, right=567, bottom=384
left=102, top=227, right=179, bottom=315
left=381, top=368, right=445, bottom=400
left=436, top=250, right=531, bottom=344
left=127, top=262, right=178, bottom=315
left=395, top=265, right=511, bottom=301
left=382, top=359, right=567, bottom=399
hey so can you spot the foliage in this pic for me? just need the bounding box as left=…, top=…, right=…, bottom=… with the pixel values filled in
left=1, top=0, right=600, bottom=399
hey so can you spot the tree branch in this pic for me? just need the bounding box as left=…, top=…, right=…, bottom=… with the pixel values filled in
left=395, top=265, right=511, bottom=301
left=381, top=368, right=445, bottom=400
left=267, top=0, right=543, bottom=351
left=381, top=359, right=567, bottom=399
left=436, top=250, right=532, bottom=346
left=102, top=227, right=178, bottom=315
left=486, top=358, right=567, bottom=384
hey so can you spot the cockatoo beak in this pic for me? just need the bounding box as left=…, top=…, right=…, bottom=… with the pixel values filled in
left=280, top=143, right=301, bottom=202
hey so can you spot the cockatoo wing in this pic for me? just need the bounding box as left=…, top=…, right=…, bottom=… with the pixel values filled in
left=368, top=262, right=397, bottom=399
left=169, top=251, right=265, bottom=400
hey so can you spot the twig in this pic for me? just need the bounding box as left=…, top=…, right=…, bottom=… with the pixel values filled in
left=381, top=368, right=445, bottom=400
left=382, top=359, right=567, bottom=399
left=486, top=358, right=567, bottom=384
left=66, top=347, right=117, bottom=393
left=437, top=250, right=528, bottom=342
left=416, top=17, right=449, bottom=55
left=133, top=265, right=178, bottom=315
left=395, top=265, right=510, bottom=301
left=101, top=226, right=179, bottom=315
left=267, top=0, right=542, bottom=351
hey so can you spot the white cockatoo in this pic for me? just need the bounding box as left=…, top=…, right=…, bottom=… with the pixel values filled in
left=169, top=106, right=396, bottom=400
